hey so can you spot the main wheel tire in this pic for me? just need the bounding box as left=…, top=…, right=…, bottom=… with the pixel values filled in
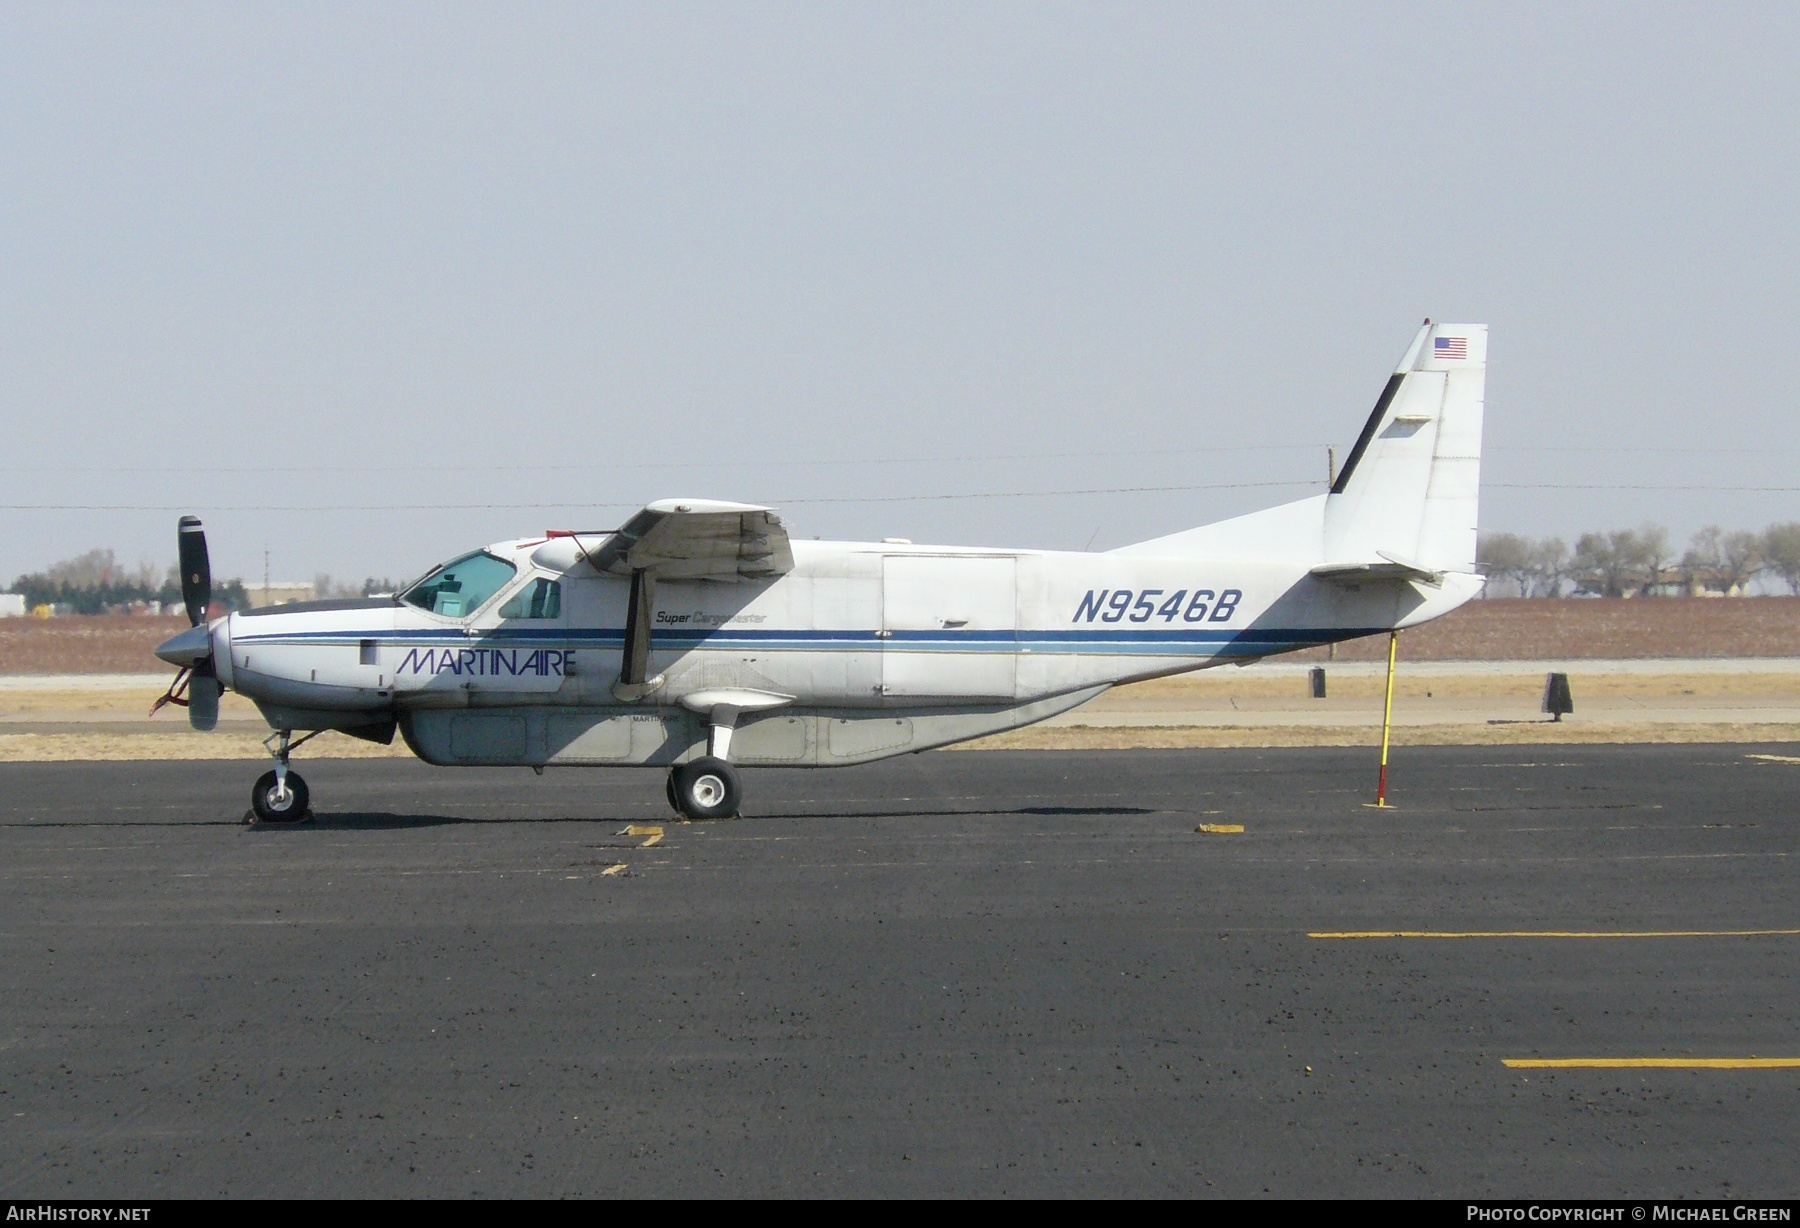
left=251, top=769, right=310, bottom=823
left=665, top=770, right=680, bottom=815
left=671, top=756, right=740, bottom=821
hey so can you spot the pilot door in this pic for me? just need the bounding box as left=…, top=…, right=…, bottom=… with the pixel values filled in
left=460, top=574, right=573, bottom=700
left=880, top=555, right=1018, bottom=699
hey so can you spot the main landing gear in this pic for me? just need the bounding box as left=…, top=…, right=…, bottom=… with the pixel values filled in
left=665, top=704, right=749, bottom=820
left=248, top=729, right=318, bottom=823
left=666, top=756, right=741, bottom=821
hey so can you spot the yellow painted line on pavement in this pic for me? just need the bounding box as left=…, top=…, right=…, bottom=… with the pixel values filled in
left=1196, top=824, right=1244, bottom=834
left=1310, top=929, right=1800, bottom=939
left=640, top=834, right=663, bottom=848
left=1745, top=754, right=1800, bottom=764
left=1504, top=1051, right=1800, bottom=1058
left=599, top=863, right=628, bottom=877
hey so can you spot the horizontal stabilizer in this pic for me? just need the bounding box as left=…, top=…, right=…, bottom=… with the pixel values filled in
left=1310, top=551, right=1446, bottom=588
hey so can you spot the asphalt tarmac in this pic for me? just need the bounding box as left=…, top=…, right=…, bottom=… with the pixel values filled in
left=1, top=745, right=1797, bottom=1198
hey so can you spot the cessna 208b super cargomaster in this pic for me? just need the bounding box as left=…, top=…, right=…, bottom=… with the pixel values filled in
left=155, top=320, right=1487, bottom=822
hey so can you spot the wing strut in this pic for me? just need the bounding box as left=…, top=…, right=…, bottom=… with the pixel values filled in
left=614, top=568, right=662, bottom=700
left=592, top=498, right=793, bottom=701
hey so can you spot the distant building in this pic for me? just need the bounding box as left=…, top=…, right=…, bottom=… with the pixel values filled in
left=246, top=583, right=315, bottom=609
left=0, top=594, right=24, bottom=617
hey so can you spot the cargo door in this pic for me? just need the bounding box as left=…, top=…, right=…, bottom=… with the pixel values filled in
left=881, top=556, right=1017, bottom=699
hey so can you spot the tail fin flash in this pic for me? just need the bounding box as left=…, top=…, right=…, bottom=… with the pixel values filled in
left=1321, top=321, right=1486, bottom=574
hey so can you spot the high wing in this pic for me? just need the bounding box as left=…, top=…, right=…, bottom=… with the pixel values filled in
left=568, top=500, right=794, bottom=700
left=588, top=499, right=794, bottom=582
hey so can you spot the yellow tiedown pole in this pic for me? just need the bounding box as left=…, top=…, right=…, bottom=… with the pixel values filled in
left=1373, top=630, right=1398, bottom=808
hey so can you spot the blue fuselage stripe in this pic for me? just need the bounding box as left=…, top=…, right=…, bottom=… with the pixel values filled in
left=234, top=625, right=1383, bottom=654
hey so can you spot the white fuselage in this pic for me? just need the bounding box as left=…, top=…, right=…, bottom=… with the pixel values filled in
left=205, top=536, right=1480, bottom=769
left=158, top=318, right=1490, bottom=792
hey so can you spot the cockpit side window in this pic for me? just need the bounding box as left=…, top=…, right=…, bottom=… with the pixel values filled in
left=401, top=552, right=518, bottom=618
left=498, top=577, right=562, bottom=620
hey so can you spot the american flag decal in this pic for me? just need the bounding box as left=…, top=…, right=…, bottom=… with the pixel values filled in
left=1434, top=335, right=1468, bottom=360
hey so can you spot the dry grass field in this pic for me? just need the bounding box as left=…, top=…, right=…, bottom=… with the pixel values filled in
left=4, top=663, right=1799, bottom=761
left=1295, top=595, right=1800, bottom=660
left=0, top=614, right=191, bottom=675
left=977, top=720, right=1800, bottom=749
left=2, top=599, right=1797, bottom=759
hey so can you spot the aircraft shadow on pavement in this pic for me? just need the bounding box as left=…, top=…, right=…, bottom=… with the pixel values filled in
left=741, top=804, right=1157, bottom=820
left=247, top=811, right=465, bottom=831
left=261, top=811, right=626, bottom=831
left=262, top=803, right=1158, bottom=830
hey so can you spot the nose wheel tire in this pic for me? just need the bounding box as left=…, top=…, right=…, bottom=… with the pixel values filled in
left=251, top=769, right=310, bottom=823
left=670, top=757, right=741, bottom=821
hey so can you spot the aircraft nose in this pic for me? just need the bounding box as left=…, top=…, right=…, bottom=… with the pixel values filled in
left=154, top=623, right=212, bottom=668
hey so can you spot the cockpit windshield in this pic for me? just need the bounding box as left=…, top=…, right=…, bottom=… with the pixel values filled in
left=401, top=551, right=517, bottom=618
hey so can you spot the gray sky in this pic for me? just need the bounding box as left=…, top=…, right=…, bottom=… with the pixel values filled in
left=4, top=3, right=1797, bottom=587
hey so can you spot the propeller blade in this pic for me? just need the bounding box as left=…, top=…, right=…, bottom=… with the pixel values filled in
left=178, top=515, right=212, bottom=627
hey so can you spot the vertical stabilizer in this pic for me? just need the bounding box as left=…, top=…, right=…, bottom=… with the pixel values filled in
left=1321, top=321, right=1486, bottom=573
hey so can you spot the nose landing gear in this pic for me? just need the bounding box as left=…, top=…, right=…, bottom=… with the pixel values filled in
left=248, top=729, right=319, bottom=824
left=251, top=768, right=310, bottom=822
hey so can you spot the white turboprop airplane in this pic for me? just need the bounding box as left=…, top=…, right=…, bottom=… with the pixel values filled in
left=154, top=320, right=1487, bottom=822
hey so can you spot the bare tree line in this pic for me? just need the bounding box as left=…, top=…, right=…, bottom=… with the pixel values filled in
left=6, top=548, right=248, bottom=615
left=1478, top=523, right=1800, bottom=597
left=7, top=548, right=400, bottom=615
